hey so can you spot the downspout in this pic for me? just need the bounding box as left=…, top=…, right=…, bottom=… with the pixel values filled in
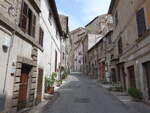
left=3, top=0, right=19, bottom=94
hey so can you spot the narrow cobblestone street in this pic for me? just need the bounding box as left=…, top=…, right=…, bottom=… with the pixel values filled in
left=38, top=73, right=136, bottom=113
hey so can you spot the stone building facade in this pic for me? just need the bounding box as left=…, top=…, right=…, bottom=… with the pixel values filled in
left=0, top=0, right=41, bottom=112
left=85, top=14, right=113, bottom=35
left=70, top=27, right=86, bottom=72
left=109, top=0, right=150, bottom=100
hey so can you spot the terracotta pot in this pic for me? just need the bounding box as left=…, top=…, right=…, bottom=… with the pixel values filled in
left=48, top=87, right=54, bottom=94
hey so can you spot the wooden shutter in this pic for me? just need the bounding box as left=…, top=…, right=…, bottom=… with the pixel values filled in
left=32, top=15, right=36, bottom=37
left=27, top=8, right=32, bottom=36
left=115, top=11, right=118, bottom=26
left=55, top=51, right=57, bottom=72
left=136, top=8, right=146, bottom=37
left=146, top=8, right=150, bottom=28
left=118, top=37, right=123, bottom=55
left=39, top=27, right=44, bottom=46
left=19, top=2, right=28, bottom=32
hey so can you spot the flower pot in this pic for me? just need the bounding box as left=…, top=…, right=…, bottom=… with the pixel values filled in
left=56, top=84, right=61, bottom=87
left=48, top=87, right=54, bottom=94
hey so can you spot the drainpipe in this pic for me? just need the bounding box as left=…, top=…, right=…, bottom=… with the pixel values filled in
left=3, top=0, right=19, bottom=94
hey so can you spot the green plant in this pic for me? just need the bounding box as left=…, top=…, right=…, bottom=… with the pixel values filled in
left=51, top=72, right=57, bottom=80
left=45, top=72, right=57, bottom=87
left=128, top=88, right=143, bottom=99
left=61, top=72, right=68, bottom=79
left=45, top=76, right=55, bottom=87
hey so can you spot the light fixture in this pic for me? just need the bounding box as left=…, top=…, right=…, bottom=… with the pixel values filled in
left=2, top=37, right=11, bottom=53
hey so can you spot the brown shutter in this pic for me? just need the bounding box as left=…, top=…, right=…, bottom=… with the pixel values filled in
left=136, top=8, right=146, bottom=37
left=118, top=37, right=123, bottom=55
left=19, top=2, right=28, bottom=32
left=32, top=15, right=36, bottom=37
left=147, top=8, right=150, bottom=28
left=27, top=9, right=32, bottom=36
left=39, top=27, right=44, bottom=46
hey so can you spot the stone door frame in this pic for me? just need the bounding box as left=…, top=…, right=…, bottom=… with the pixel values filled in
left=11, top=56, right=37, bottom=112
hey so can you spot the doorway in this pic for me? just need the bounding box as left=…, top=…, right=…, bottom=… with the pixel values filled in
left=18, top=64, right=32, bottom=110
left=36, top=68, right=44, bottom=104
left=111, top=68, right=117, bottom=83
left=128, top=66, right=136, bottom=88
left=143, top=61, right=150, bottom=99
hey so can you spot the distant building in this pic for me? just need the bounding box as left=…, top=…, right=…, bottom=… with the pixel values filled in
left=85, top=14, right=113, bottom=35
left=82, top=14, right=113, bottom=77
left=70, top=27, right=87, bottom=72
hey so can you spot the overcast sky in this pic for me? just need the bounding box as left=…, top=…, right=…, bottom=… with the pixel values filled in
left=55, top=0, right=111, bottom=31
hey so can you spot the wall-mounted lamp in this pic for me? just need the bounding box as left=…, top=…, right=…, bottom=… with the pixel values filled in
left=2, top=37, right=11, bottom=53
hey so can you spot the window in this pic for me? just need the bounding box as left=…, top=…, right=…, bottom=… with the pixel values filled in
left=85, top=56, right=87, bottom=63
left=19, top=2, right=36, bottom=37
left=118, top=37, right=123, bottom=55
left=48, top=10, right=52, bottom=25
left=136, top=8, right=146, bottom=37
left=55, top=51, right=58, bottom=72
left=63, top=52, right=65, bottom=60
left=79, top=60, right=81, bottom=64
left=39, top=27, right=44, bottom=46
left=19, top=2, right=28, bottom=32
left=111, top=54, right=114, bottom=59
left=147, top=8, right=150, bottom=28
left=115, top=11, right=118, bottom=26
left=108, top=36, right=112, bottom=44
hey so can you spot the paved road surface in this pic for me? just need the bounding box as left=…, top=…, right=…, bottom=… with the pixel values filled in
left=43, top=73, right=136, bottom=113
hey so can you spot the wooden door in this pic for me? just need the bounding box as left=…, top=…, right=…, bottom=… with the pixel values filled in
left=144, top=62, right=150, bottom=99
left=128, top=66, right=136, bottom=88
left=36, top=68, right=44, bottom=104
left=18, top=64, right=31, bottom=110
left=111, top=68, right=117, bottom=83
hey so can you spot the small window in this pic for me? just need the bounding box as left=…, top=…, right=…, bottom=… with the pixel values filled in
left=55, top=51, right=58, bottom=72
left=136, top=8, right=147, bottom=37
left=63, top=52, right=65, bottom=60
left=118, top=37, right=123, bottom=55
left=39, top=27, right=44, bottom=46
left=115, top=11, right=118, bottom=26
left=48, top=10, right=52, bottom=25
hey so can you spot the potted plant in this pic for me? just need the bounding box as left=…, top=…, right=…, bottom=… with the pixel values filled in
left=46, top=72, right=57, bottom=94
left=56, top=80, right=62, bottom=87
left=128, top=88, right=143, bottom=101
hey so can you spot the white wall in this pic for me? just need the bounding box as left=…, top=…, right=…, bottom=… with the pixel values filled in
left=0, top=26, right=33, bottom=110
left=37, top=0, right=61, bottom=99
